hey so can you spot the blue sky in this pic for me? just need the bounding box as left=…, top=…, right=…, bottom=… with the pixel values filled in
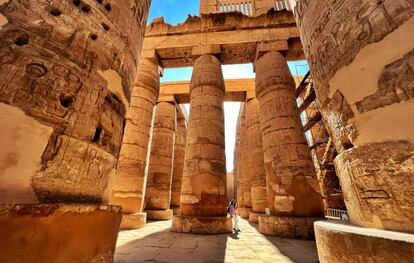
left=148, top=0, right=199, bottom=25
left=147, top=1, right=309, bottom=172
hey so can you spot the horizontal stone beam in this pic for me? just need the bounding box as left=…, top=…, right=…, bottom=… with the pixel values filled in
left=143, top=11, right=304, bottom=68
left=158, top=77, right=303, bottom=103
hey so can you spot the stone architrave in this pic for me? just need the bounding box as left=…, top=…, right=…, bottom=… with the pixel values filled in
left=255, top=51, right=324, bottom=239
left=171, top=55, right=231, bottom=234
left=293, top=0, right=414, bottom=234
left=0, top=0, right=151, bottom=261
left=246, top=98, right=267, bottom=222
left=144, top=101, right=176, bottom=220
left=170, top=108, right=187, bottom=214
left=110, top=58, right=160, bottom=229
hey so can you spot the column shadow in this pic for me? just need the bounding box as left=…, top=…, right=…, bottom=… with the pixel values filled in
left=245, top=220, right=319, bottom=263
left=116, top=221, right=230, bottom=263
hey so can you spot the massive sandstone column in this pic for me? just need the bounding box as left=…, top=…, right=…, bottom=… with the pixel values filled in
left=293, top=0, right=414, bottom=261
left=0, top=0, right=151, bottom=261
left=144, top=101, right=176, bottom=220
left=245, top=98, right=267, bottom=223
left=170, top=107, right=187, bottom=214
left=237, top=105, right=252, bottom=218
left=255, top=51, right=324, bottom=239
left=171, top=55, right=231, bottom=234
left=234, top=104, right=245, bottom=211
left=110, top=58, right=160, bottom=229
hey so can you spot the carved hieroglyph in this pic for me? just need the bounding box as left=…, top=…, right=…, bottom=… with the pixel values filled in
left=255, top=51, right=324, bottom=217
left=179, top=55, right=228, bottom=217
left=0, top=0, right=150, bottom=203
left=246, top=98, right=267, bottom=213
left=145, top=102, right=176, bottom=211
left=170, top=108, right=187, bottom=209
left=294, top=0, right=414, bottom=232
left=110, top=58, right=160, bottom=214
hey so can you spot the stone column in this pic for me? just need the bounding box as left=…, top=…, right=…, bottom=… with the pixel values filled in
left=170, top=107, right=187, bottom=215
left=110, top=58, right=160, bottom=229
left=144, top=101, right=176, bottom=220
left=171, top=55, right=231, bottom=234
left=294, top=0, right=414, bottom=261
left=238, top=105, right=253, bottom=218
left=255, top=51, right=324, bottom=239
left=0, top=0, right=151, bottom=261
left=235, top=104, right=246, bottom=212
left=246, top=98, right=267, bottom=223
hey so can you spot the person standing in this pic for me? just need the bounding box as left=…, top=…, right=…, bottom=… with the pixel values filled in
left=229, top=200, right=241, bottom=232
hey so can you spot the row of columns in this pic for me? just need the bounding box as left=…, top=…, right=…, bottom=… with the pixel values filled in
left=111, top=57, right=190, bottom=228
left=114, top=54, right=232, bottom=234
left=117, top=50, right=325, bottom=237
left=234, top=51, right=324, bottom=239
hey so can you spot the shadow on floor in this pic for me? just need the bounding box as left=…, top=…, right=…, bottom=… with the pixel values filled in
left=245, top=220, right=319, bottom=263
left=116, top=223, right=229, bottom=263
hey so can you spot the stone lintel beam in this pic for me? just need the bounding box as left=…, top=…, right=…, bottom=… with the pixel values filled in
left=143, top=11, right=303, bottom=67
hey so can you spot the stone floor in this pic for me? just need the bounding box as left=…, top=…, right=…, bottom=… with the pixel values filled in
left=115, top=218, right=319, bottom=263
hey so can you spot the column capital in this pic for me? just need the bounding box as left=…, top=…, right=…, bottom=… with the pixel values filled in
left=253, top=41, right=289, bottom=71
left=140, top=49, right=164, bottom=73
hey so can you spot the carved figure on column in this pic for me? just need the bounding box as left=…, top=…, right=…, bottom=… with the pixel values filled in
left=0, top=0, right=151, bottom=261
left=293, top=1, right=414, bottom=261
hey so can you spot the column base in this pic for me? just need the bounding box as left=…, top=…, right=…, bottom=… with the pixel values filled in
left=315, top=221, right=414, bottom=263
left=238, top=207, right=252, bottom=218
left=171, top=215, right=232, bottom=234
left=171, top=206, right=181, bottom=215
left=248, top=211, right=264, bottom=223
left=120, top=212, right=146, bottom=229
left=145, top=209, right=173, bottom=220
left=0, top=204, right=121, bottom=263
left=258, top=215, right=321, bottom=240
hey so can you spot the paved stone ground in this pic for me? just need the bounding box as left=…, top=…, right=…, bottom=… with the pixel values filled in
left=115, top=218, right=319, bottom=263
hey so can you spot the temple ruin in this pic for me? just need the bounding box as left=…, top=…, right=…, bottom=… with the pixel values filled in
left=0, top=0, right=413, bottom=262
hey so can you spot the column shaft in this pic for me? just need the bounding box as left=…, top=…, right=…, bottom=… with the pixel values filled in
left=255, top=51, right=323, bottom=239
left=172, top=54, right=231, bottom=234
left=294, top=0, right=414, bottom=233
left=235, top=104, right=246, bottom=209
left=170, top=108, right=187, bottom=213
left=0, top=0, right=151, bottom=260
left=246, top=98, right=267, bottom=219
left=144, top=101, right=176, bottom=220
left=256, top=51, right=324, bottom=218
left=110, top=58, right=160, bottom=228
